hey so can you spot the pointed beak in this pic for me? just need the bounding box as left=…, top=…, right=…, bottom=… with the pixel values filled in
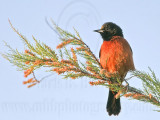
left=94, top=29, right=104, bottom=33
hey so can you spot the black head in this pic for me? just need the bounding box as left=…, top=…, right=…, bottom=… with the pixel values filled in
left=94, top=22, right=123, bottom=41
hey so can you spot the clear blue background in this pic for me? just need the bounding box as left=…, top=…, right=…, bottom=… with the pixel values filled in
left=0, top=0, right=160, bottom=120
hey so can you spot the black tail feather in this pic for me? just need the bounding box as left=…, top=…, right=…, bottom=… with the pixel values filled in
left=107, top=90, right=121, bottom=116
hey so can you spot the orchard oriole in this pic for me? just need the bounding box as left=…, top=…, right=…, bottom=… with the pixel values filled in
left=94, top=22, right=135, bottom=116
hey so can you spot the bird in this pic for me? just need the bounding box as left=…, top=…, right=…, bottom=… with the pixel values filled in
left=94, top=22, right=135, bottom=116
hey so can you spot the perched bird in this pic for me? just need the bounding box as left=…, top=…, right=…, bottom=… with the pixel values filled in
left=94, top=22, right=135, bottom=116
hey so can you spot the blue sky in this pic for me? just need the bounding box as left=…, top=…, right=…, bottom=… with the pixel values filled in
left=0, top=0, right=160, bottom=120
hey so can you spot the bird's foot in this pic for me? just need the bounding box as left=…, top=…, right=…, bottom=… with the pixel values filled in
left=124, top=79, right=129, bottom=92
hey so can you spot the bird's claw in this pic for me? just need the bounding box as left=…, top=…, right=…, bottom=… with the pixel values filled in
left=124, top=79, right=129, bottom=93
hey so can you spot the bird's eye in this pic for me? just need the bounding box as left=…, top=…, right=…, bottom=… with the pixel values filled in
left=105, top=26, right=110, bottom=31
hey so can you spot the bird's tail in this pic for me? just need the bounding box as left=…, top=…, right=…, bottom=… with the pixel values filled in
left=107, top=90, right=121, bottom=116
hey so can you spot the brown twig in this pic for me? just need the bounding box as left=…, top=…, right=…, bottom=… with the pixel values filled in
left=32, top=71, right=40, bottom=83
left=79, top=39, right=102, bottom=69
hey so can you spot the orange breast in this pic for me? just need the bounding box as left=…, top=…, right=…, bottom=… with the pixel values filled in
left=100, top=36, right=135, bottom=79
